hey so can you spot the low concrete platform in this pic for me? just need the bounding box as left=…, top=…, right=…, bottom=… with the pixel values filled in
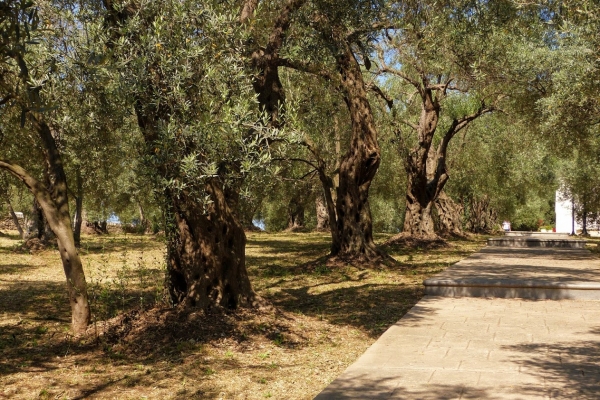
left=424, top=247, right=600, bottom=300
left=504, top=231, right=571, bottom=238
left=315, top=297, right=600, bottom=399
left=488, top=237, right=587, bottom=249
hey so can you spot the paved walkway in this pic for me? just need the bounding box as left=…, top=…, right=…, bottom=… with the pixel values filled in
left=315, top=244, right=600, bottom=399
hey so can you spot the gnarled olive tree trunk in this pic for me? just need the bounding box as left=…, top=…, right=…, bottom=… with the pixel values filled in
left=132, top=109, right=259, bottom=309
left=315, top=194, right=329, bottom=231
left=465, top=195, right=497, bottom=233
left=402, top=84, right=494, bottom=237
left=402, top=88, right=443, bottom=237
left=331, top=44, right=382, bottom=260
left=102, top=1, right=260, bottom=310
left=165, top=182, right=255, bottom=309
left=286, top=197, right=305, bottom=231
left=434, top=191, right=464, bottom=236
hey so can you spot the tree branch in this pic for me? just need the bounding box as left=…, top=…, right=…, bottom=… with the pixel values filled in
left=0, top=95, right=13, bottom=106
left=278, top=58, right=336, bottom=82
left=379, top=63, right=422, bottom=93
left=240, top=0, right=260, bottom=23
left=347, top=22, right=397, bottom=42
left=272, top=157, right=319, bottom=171
left=374, top=45, right=423, bottom=90
left=262, top=0, right=307, bottom=60
left=438, top=99, right=500, bottom=161
left=0, top=160, right=59, bottom=227
left=402, top=119, right=419, bottom=131
left=366, top=82, right=393, bottom=109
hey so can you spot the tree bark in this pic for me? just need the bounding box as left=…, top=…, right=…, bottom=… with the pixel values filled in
left=164, top=182, right=255, bottom=309
left=133, top=109, right=258, bottom=308
left=286, top=197, right=305, bottom=231
left=315, top=194, right=329, bottom=231
left=465, top=195, right=497, bottom=233
left=248, top=0, right=307, bottom=129
left=73, top=170, right=83, bottom=246
left=331, top=42, right=382, bottom=261
left=26, top=198, right=44, bottom=240
left=0, top=119, right=90, bottom=334
left=434, top=191, right=464, bottom=236
left=402, top=84, right=495, bottom=237
left=402, top=84, right=445, bottom=237
left=6, top=198, right=24, bottom=239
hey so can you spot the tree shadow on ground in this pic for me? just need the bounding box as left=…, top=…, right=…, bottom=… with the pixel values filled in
left=502, top=326, right=600, bottom=399
left=315, top=372, right=504, bottom=399
left=246, top=238, right=331, bottom=257
left=0, top=280, right=71, bottom=321
left=270, top=283, right=426, bottom=337
left=0, top=276, right=173, bottom=386
left=0, top=263, right=42, bottom=275
left=0, top=301, right=302, bottom=399
left=78, top=236, right=165, bottom=255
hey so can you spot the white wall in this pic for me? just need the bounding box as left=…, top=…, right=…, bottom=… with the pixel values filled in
left=555, top=191, right=580, bottom=233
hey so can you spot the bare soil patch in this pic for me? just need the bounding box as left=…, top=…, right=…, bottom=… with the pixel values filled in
left=0, top=230, right=485, bottom=399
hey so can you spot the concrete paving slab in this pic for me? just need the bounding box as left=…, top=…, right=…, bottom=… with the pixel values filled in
left=315, top=246, right=600, bottom=399
left=315, top=296, right=600, bottom=400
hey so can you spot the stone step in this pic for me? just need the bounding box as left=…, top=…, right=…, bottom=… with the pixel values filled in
left=487, top=237, right=587, bottom=249
left=423, top=246, right=600, bottom=300
left=424, top=277, right=600, bottom=300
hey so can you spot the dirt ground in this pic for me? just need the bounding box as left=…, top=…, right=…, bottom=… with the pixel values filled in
left=0, top=231, right=486, bottom=399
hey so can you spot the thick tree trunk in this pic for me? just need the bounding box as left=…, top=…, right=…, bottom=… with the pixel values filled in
left=315, top=194, right=329, bottom=231
left=316, top=167, right=341, bottom=252
left=404, top=195, right=436, bottom=237
left=397, top=73, right=495, bottom=238
left=331, top=44, right=382, bottom=261
left=434, top=191, right=464, bottom=236
left=6, top=199, right=24, bottom=239
left=465, top=196, right=497, bottom=233
left=286, top=197, right=305, bottom=231
left=134, top=113, right=258, bottom=309
left=92, top=220, right=108, bottom=234
left=164, top=182, right=256, bottom=309
left=402, top=88, right=444, bottom=238
left=26, top=199, right=50, bottom=240
left=582, top=209, right=588, bottom=235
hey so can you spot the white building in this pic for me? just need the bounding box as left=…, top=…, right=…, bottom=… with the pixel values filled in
left=555, top=191, right=580, bottom=233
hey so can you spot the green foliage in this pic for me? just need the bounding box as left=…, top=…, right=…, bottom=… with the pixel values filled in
left=105, top=1, right=282, bottom=206
left=445, top=113, right=557, bottom=230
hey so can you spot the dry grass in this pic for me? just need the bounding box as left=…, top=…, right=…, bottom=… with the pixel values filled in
left=0, top=230, right=486, bottom=399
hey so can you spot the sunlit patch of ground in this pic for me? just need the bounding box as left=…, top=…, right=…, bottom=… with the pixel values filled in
left=0, top=230, right=485, bottom=399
